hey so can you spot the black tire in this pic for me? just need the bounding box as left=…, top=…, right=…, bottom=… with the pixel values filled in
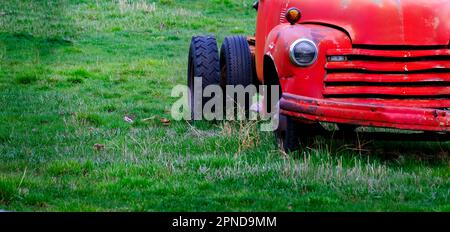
left=282, top=116, right=302, bottom=153
left=279, top=117, right=324, bottom=153
left=188, top=35, right=220, bottom=119
left=220, top=36, right=254, bottom=113
left=338, top=124, right=357, bottom=133
left=275, top=114, right=288, bottom=149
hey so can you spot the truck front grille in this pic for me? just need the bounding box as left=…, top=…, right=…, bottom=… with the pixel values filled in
left=324, top=46, right=450, bottom=108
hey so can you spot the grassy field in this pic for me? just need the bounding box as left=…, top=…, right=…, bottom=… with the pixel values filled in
left=0, top=0, right=448, bottom=212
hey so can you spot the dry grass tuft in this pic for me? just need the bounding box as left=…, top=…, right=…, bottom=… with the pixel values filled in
left=221, top=119, right=261, bottom=154
left=118, top=0, right=156, bottom=14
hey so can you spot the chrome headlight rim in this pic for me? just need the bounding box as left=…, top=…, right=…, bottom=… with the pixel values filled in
left=289, top=38, right=318, bottom=67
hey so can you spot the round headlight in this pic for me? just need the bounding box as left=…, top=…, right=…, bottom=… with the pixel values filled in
left=289, top=39, right=318, bottom=66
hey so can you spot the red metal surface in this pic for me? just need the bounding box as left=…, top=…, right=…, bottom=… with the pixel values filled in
left=327, top=98, right=450, bottom=109
left=280, top=94, right=450, bottom=132
left=323, top=86, right=450, bottom=96
left=254, top=0, right=450, bottom=132
left=281, top=0, right=450, bottom=46
left=325, top=61, right=450, bottom=72
left=325, top=73, right=450, bottom=83
left=327, top=49, right=450, bottom=58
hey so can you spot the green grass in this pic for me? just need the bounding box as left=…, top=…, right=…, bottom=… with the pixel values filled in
left=0, top=0, right=449, bottom=212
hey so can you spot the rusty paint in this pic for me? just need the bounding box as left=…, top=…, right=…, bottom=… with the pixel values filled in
left=281, top=94, right=450, bottom=132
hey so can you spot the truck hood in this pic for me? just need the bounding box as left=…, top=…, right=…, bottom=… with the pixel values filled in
left=291, top=0, right=450, bottom=46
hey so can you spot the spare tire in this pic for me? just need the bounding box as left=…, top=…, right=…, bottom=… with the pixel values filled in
left=220, top=36, right=254, bottom=114
left=187, top=35, right=220, bottom=120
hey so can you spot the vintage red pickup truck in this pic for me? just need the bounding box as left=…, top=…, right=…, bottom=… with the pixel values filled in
left=187, top=0, right=450, bottom=152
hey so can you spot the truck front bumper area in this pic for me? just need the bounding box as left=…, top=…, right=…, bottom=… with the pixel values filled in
left=280, top=93, right=450, bottom=132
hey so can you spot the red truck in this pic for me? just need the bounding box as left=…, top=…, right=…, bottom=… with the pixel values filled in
left=187, top=0, right=450, bottom=152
